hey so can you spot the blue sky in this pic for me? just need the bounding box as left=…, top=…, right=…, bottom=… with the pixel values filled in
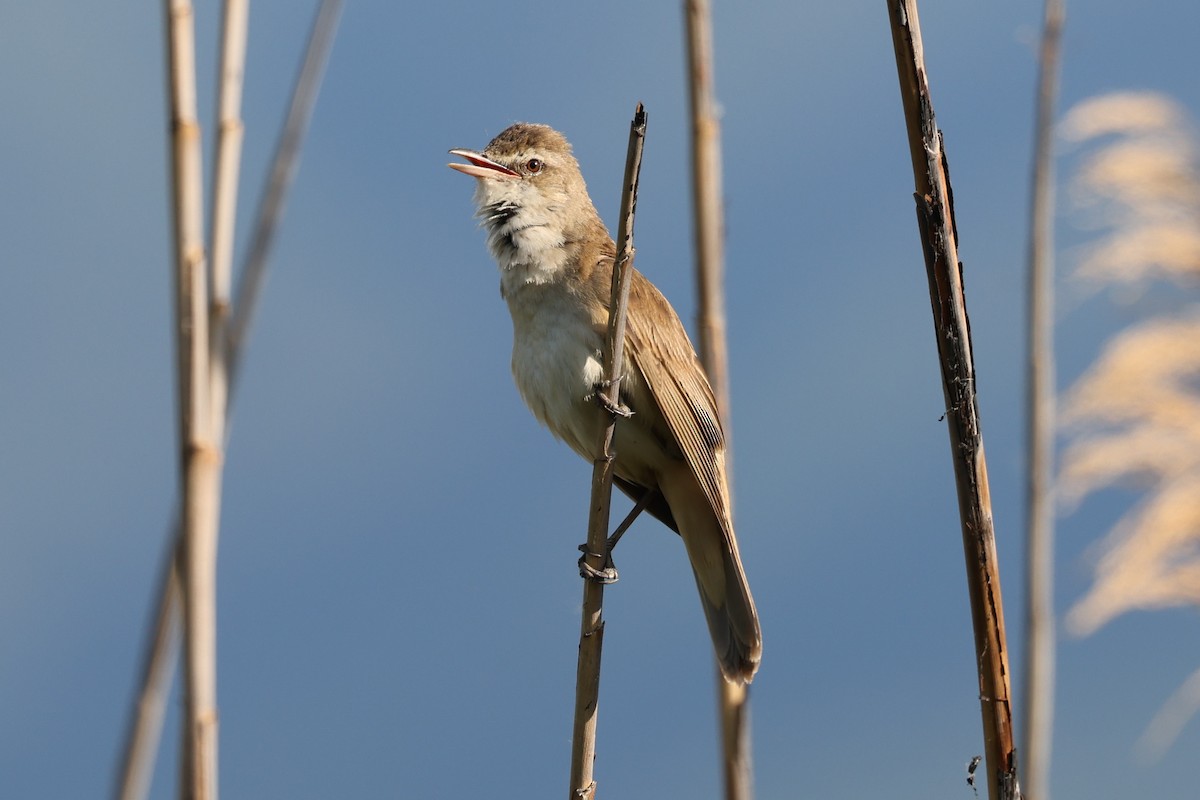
left=2, top=1, right=1199, bottom=797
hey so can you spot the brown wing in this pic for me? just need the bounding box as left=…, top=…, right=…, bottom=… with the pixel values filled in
left=621, top=268, right=762, bottom=683
left=623, top=270, right=733, bottom=530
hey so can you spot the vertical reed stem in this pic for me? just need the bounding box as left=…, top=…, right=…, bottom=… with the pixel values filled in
left=683, top=2, right=753, bottom=798
left=117, top=7, right=345, bottom=797
left=164, top=0, right=220, bottom=795
left=568, top=104, right=648, bottom=800
left=1022, top=2, right=1065, bottom=797
left=886, top=2, right=1021, bottom=797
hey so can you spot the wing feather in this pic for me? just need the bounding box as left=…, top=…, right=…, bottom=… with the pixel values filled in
left=624, top=271, right=733, bottom=531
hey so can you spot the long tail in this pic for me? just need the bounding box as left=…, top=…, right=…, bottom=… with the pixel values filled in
left=659, top=467, right=762, bottom=684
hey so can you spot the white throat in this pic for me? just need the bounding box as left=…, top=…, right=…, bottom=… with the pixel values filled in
left=474, top=183, right=570, bottom=296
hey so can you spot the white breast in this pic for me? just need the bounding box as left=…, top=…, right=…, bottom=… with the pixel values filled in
left=505, top=283, right=605, bottom=461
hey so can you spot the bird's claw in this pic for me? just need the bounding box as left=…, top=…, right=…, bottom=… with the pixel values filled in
left=577, top=543, right=619, bottom=584
left=592, top=381, right=638, bottom=419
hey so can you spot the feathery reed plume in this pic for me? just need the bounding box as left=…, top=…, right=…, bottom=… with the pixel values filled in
left=1060, top=91, right=1200, bottom=760
left=1062, top=93, right=1200, bottom=288
left=1062, top=321, right=1200, bottom=631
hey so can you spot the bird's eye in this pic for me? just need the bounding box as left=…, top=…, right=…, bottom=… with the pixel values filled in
left=525, top=158, right=543, bottom=174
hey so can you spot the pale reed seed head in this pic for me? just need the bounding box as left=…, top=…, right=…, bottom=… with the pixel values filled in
left=1062, top=93, right=1200, bottom=651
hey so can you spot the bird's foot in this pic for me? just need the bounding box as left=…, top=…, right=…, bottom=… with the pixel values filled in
left=592, top=380, right=633, bottom=418
left=576, top=486, right=659, bottom=585
left=577, top=543, right=619, bottom=584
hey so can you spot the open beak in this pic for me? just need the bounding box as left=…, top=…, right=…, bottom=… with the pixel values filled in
left=448, top=149, right=519, bottom=179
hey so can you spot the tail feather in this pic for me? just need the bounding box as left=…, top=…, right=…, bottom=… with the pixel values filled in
left=659, top=467, right=762, bottom=684
left=693, top=549, right=761, bottom=684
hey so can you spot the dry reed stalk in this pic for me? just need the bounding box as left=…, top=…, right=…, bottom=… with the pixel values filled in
left=568, top=104, right=648, bottom=800
left=209, top=0, right=249, bottom=443
left=1021, top=2, right=1064, bottom=797
left=886, top=2, right=1021, bottom=798
left=116, top=4, right=344, bottom=797
left=114, top=542, right=182, bottom=800
left=164, top=0, right=221, bottom=796
left=228, top=0, right=345, bottom=376
left=684, top=0, right=730, bottom=424
left=682, top=2, right=752, bottom=798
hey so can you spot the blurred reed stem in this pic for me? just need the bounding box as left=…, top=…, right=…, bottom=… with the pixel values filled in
left=163, top=0, right=221, bottom=795
left=683, top=2, right=753, bottom=798
left=116, top=4, right=343, bottom=797
left=1021, top=1, right=1064, bottom=797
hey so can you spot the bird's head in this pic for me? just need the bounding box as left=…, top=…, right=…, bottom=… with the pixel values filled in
left=449, top=123, right=600, bottom=244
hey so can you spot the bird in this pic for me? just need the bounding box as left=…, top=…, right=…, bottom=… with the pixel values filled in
left=448, top=122, right=761, bottom=684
